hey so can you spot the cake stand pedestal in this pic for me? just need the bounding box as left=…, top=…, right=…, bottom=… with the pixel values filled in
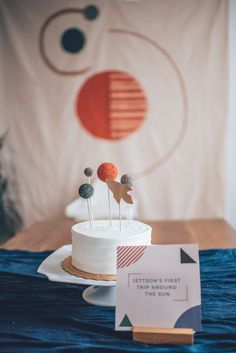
left=37, top=245, right=116, bottom=307
left=82, top=285, right=116, bottom=307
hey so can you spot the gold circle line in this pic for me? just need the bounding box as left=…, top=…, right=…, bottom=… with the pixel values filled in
left=39, top=8, right=90, bottom=75
left=39, top=16, right=188, bottom=176
left=109, top=29, right=188, bottom=178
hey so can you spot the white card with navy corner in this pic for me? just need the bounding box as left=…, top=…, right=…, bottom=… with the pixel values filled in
left=115, top=244, right=201, bottom=331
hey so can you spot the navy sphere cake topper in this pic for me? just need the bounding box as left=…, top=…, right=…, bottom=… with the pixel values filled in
left=78, top=183, right=94, bottom=228
left=78, top=183, right=94, bottom=199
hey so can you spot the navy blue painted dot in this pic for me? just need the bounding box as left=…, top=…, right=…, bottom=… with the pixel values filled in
left=84, top=5, right=99, bottom=20
left=61, top=28, right=85, bottom=54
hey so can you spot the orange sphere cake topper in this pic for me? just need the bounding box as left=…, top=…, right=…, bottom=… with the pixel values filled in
left=97, top=162, right=118, bottom=182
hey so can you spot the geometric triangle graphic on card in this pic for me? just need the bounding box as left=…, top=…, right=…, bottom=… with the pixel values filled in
left=119, top=314, right=132, bottom=327
left=180, top=248, right=196, bottom=264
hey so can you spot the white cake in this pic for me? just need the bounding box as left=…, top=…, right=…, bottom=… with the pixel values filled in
left=71, top=220, right=151, bottom=275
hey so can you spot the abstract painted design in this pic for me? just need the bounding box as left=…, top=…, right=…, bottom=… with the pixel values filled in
left=39, top=3, right=188, bottom=176
left=77, top=71, right=147, bottom=140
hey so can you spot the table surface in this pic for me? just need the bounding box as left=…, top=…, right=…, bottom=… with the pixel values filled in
left=1, top=218, right=236, bottom=251
left=1, top=247, right=235, bottom=353
left=1, top=219, right=236, bottom=352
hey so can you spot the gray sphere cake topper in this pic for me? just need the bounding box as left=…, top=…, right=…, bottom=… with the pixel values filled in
left=120, top=174, right=134, bottom=188
left=78, top=183, right=94, bottom=199
left=84, top=167, right=93, bottom=177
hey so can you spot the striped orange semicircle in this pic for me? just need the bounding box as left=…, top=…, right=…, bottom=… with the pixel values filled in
left=76, top=70, right=148, bottom=140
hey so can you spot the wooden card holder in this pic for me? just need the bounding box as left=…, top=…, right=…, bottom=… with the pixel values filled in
left=132, top=327, right=194, bottom=345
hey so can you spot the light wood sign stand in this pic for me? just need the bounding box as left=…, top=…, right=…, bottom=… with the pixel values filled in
left=132, top=327, right=194, bottom=345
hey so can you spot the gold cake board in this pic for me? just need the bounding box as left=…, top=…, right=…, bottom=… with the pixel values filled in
left=62, top=256, right=116, bottom=281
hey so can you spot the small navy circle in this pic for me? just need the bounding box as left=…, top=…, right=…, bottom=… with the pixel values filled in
left=61, top=28, right=85, bottom=54
left=84, top=5, right=99, bottom=20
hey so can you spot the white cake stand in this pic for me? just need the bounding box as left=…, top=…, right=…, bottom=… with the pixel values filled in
left=37, top=245, right=116, bottom=307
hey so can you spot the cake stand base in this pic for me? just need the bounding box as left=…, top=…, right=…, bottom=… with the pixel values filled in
left=37, top=245, right=116, bottom=308
left=82, top=285, right=116, bottom=307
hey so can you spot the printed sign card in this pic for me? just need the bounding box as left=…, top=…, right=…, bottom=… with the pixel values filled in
left=115, top=244, right=201, bottom=331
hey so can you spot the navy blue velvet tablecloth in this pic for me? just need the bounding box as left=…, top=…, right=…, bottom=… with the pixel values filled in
left=0, top=249, right=235, bottom=353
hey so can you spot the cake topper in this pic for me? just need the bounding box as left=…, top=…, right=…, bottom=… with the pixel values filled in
left=106, top=179, right=133, bottom=231
left=84, top=167, right=93, bottom=180
left=120, top=174, right=134, bottom=188
left=84, top=167, right=94, bottom=225
left=78, top=183, right=94, bottom=228
left=97, top=162, right=118, bottom=227
left=121, top=174, right=134, bottom=222
left=106, top=180, right=133, bottom=205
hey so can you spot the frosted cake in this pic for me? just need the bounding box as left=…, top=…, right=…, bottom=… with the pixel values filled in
left=71, top=220, right=151, bottom=275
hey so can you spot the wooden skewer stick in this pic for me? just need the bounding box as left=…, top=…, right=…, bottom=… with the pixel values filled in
left=87, top=199, right=92, bottom=228
left=83, top=168, right=94, bottom=228
left=89, top=198, right=93, bottom=227
left=127, top=205, right=132, bottom=226
left=86, top=176, right=93, bottom=226
left=107, top=185, right=112, bottom=227
left=119, top=202, right=122, bottom=231
left=97, top=163, right=118, bottom=228
left=120, top=173, right=134, bottom=226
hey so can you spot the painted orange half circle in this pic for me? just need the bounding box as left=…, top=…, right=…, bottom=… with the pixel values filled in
left=76, top=70, right=147, bottom=140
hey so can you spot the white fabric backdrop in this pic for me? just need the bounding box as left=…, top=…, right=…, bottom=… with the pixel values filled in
left=0, top=0, right=228, bottom=226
